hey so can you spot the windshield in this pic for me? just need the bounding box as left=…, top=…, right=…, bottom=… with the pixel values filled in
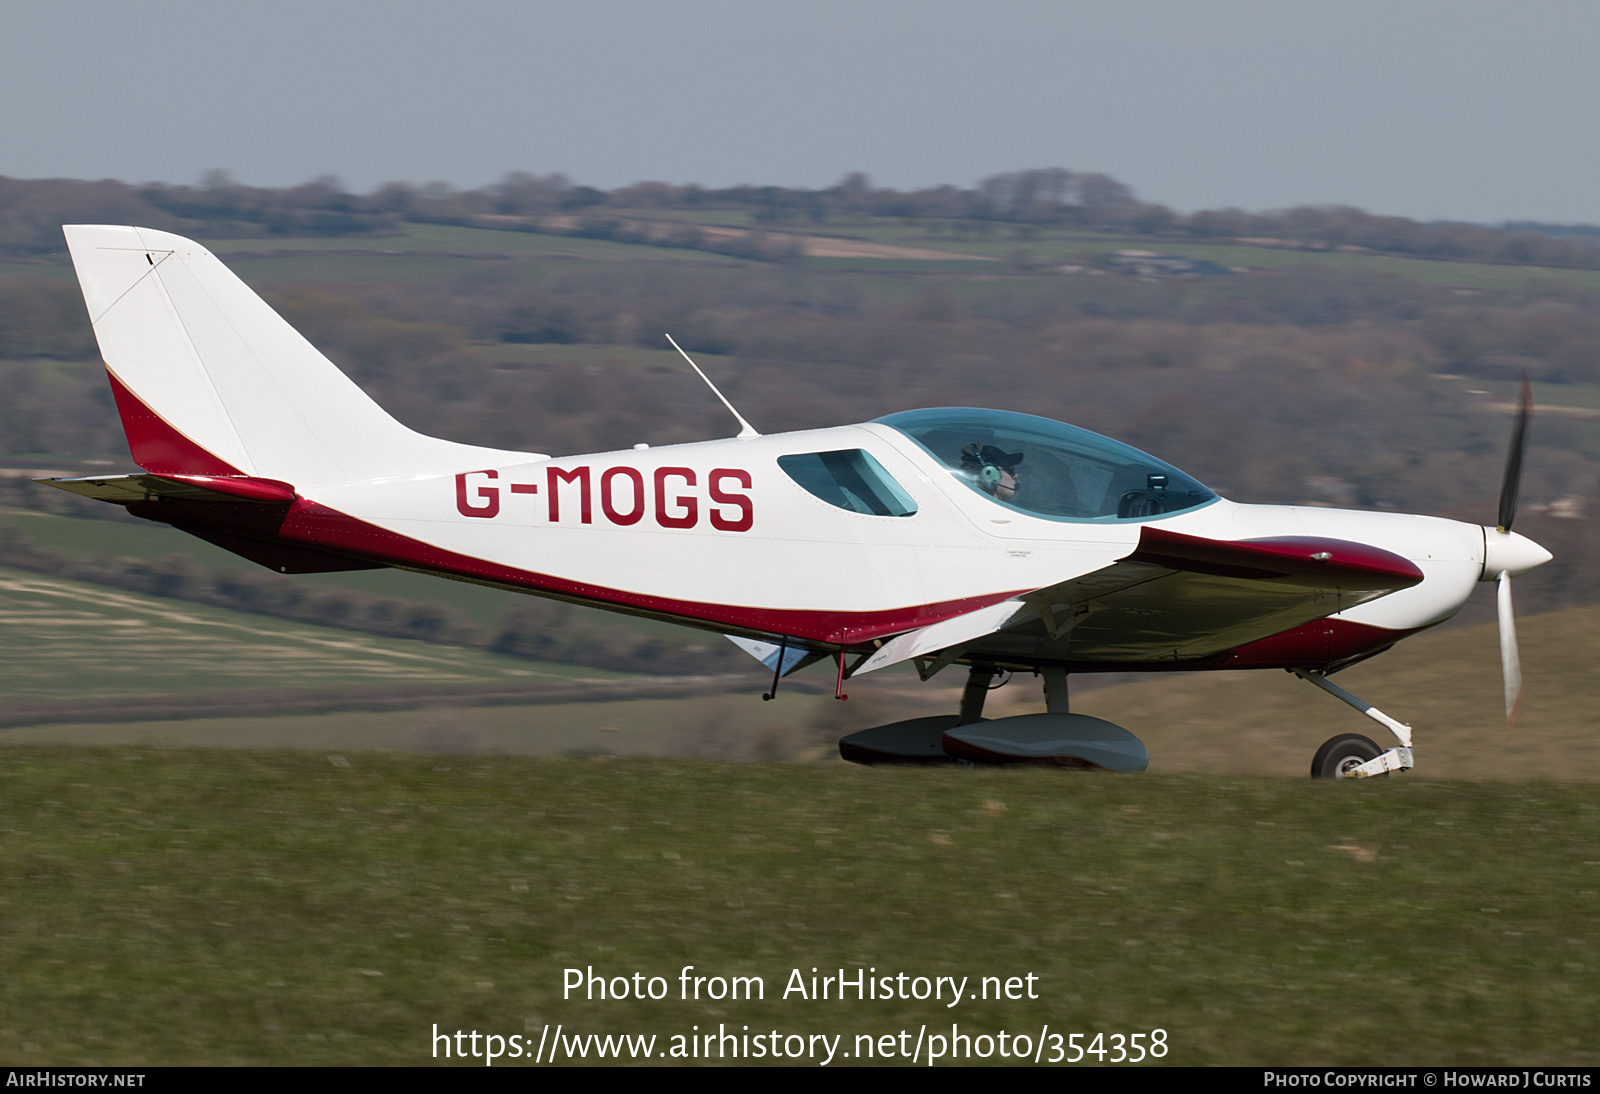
left=875, top=407, right=1215, bottom=522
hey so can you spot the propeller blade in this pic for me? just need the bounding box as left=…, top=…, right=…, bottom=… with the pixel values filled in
left=1497, top=570, right=1524, bottom=732
left=1497, top=374, right=1532, bottom=532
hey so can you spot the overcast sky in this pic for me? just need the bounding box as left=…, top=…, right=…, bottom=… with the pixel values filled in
left=3, top=1, right=1597, bottom=224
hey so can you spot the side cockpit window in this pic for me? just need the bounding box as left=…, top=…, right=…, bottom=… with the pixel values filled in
left=777, top=449, right=918, bottom=516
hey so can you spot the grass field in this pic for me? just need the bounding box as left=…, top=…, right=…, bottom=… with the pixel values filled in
left=0, top=527, right=1596, bottom=1067
left=0, top=750, right=1595, bottom=1065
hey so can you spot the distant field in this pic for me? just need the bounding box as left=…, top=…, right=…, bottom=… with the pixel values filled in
left=203, top=222, right=726, bottom=261
left=1423, top=375, right=1600, bottom=414
left=1, top=750, right=1596, bottom=1065
left=0, top=564, right=611, bottom=703
left=220, top=253, right=483, bottom=287
left=476, top=342, right=735, bottom=376
left=618, top=211, right=1600, bottom=291
left=801, top=256, right=1007, bottom=274
left=0, top=260, right=74, bottom=281
left=0, top=508, right=712, bottom=646
left=12, top=219, right=1600, bottom=295
left=0, top=509, right=529, bottom=629
left=190, top=218, right=1600, bottom=292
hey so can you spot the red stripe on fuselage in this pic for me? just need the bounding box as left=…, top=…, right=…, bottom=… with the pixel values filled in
left=274, top=497, right=1025, bottom=647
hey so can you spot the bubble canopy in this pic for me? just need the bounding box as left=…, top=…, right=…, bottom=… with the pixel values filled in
left=875, top=407, right=1217, bottom=522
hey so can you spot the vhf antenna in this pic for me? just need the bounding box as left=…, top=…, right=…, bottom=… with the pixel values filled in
left=665, top=333, right=760, bottom=439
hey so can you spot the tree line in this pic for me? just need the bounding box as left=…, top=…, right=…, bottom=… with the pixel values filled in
left=3, top=168, right=1599, bottom=271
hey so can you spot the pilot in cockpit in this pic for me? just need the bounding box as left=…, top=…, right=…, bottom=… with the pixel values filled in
left=961, top=443, right=1024, bottom=503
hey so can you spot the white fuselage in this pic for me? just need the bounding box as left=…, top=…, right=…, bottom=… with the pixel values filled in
left=311, top=421, right=1497, bottom=644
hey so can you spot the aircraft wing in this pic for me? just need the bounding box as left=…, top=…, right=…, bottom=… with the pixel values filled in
left=854, top=527, right=1424, bottom=675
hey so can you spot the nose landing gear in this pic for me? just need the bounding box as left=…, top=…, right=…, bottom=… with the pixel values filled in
left=1293, top=669, right=1414, bottom=779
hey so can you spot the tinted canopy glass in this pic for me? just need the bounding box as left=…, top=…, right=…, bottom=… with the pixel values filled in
left=777, top=449, right=918, bottom=516
left=876, top=407, right=1215, bottom=522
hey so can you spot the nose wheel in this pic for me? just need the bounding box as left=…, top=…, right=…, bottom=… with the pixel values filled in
left=1311, top=733, right=1385, bottom=779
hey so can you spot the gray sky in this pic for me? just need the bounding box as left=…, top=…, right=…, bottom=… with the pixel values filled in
left=3, top=0, right=1598, bottom=223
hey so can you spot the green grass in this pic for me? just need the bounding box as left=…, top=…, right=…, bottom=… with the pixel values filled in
left=0, top=750, right=1595, bottom=1065
left=0, top=691, right=822, bottom=757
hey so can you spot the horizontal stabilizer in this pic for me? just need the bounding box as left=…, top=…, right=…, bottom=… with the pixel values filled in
left=37, top=472, right=382, bottom=573
left=38, top=472, right=297, bottom=505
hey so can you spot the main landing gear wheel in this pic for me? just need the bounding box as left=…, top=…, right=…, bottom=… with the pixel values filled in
left=1311, top=733, right=1386, bottom=779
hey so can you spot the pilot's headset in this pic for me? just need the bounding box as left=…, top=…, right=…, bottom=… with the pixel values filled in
left=960, top=443, right=1024, bottom=495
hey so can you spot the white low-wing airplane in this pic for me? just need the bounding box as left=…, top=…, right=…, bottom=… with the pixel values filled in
left=42, top=226, right=1552, bottom=777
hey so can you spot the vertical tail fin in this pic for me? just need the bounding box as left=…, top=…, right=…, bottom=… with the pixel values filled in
left=64, top=225, right=534, bottom=488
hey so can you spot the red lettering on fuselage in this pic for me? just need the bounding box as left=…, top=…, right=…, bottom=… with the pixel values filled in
left=600, top=466, right=645, bottom=526
left=455, top=470, right=499, bottom=517
left=457, top=465, right=753, bottom=531
left=707, top=468, right=754, bottom=532
left=547, top=465, right=592, bottom=524
left=654, top=467, right=697, bottom=529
